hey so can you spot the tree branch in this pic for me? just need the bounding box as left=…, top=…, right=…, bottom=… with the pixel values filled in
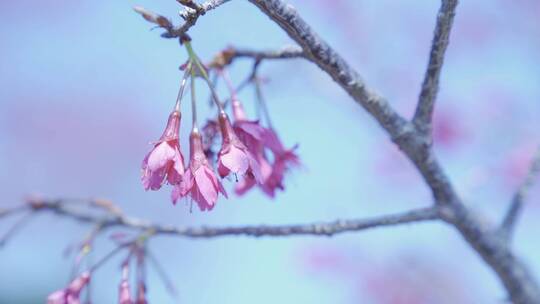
left=162, top=0, right=232, bottom=38
left=246, top=1, right=540, bottom=303
left=0, top=204, right=28, bottom=220
left=500, top=146, right=540, bottom=240
left=413, top=0, right=458, bottom=134
left=13, top=1, right=540, bottom=302
left=247, top=0, right=409, bottom=138
left=231, top=46, right=305, bottom=60
left=17, top=200, right=440, bottom=238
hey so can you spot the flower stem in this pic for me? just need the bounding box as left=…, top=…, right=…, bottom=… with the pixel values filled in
left=89, top=243, right=129, bottom=273
left=121, top=258, right=130, bottom=280
left=175, top=61, right=192, bottom=111
left=0, top=212, right=34, bottom=247
left=184, top=41, right=225, bottom=113
left=190, top=66, right=198, bottom=129
left=254, top=77, right=274, bottom=129
left=219, top=68, right=238, bottom=101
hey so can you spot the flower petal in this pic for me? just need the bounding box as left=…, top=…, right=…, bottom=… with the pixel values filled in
left=147, top=141, right=176, bottom=171
left=166, top=145, right=185, bottom=185
left=219, top=145, right=249, bottom=176
left=193, top=166, right=218, bottom=209
left=235, top=121, right=266, bottom=140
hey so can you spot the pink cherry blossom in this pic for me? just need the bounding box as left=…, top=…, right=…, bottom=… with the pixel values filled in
left=230, top=99, right=268, bottom=155
left=141, top=111, right=185, bottom=190
left=264, top=146, right=300, bottom=197
left=47, top=272, right=91, bottom=304
left=217, top=112, right=262, bottom=183
left=230, top=100, right=299, bottom=197
left=171, top=131, right=227, bottom=211
left=233, top=120, right=268, bottom=154
left=235, top=146, right=299, bottom=198
left=235, top=154, right=273, bottom=196
left=235, top=127, right=299, bottom=197
left=118, top=280, right=133, bottom=304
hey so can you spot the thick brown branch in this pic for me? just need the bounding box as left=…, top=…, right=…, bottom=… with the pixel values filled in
left=500, top=146, right=540, bottom=240
left=247, top=0, right=409, bottom=138
left=246, top=0, right=540, bottom=303
left=22, top=200, right=440, bottom=238
left=413, top=0, right=458, bottom=134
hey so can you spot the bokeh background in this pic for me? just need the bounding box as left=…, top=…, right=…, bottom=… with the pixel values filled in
left=1, top=0, right=539, bottom=303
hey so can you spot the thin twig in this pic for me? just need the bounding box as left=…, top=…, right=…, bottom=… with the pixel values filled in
left=413, top=0, right=459, bottom=134
left=231, top=46, right=305, bottom=60
left=4, top=200, right=440, bottom=238
left=0, top=212, right=35, bottom=247
left=215, top=46, right=303, bottom=105
left=0, top=205, right=28, bottom=220
left=165, top=0, right=232, bottom=38
left=500, top=146, right=540, bottom=240
left=146, top=249, right=179, bottom=298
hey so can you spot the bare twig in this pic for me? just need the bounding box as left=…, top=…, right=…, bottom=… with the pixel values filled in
left=166, top=0, right=232, bottom=38
left=231, top=46, right=305, bottom=60
left=208, top=46, right=304, bottom=71
left=413, top=0, right=459, bottom=134
left=0, top=212, right=35, bottom=247
left=134, top=0, right=231, bottom=39
left=500, top=146, right=540, bottom=240
left=146, top=249, right=179, bottom=297
left=8, top=200, right=440, bottom=238
left=0, top=205, right=27, bottom=220
left=212, top=46, right=304, bottom=105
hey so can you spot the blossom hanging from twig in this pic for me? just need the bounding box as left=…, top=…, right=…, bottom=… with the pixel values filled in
left=217, top=112, right=262, bottom=183
left=172, top=130, right=227, bottom=211
left=141, top=111, right=185, bottom=191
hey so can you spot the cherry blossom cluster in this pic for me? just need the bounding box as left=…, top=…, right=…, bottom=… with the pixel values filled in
left=141, top=41, right=299, bottom=211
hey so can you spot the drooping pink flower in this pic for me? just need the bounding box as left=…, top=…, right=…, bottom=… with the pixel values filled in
left=171, top=130, right=227, bottom=211
left=235, top=143, right=299, bottom=198
left=263, top=142, right=300, bottom=197
left=47, top=272, right=91, bottom=304
left=217, top=112, right=262, bottom=183
left=230, top=100, right=299, bottom=197
left=235, top=154, right=273, bottom=196
left=235, top=128, right=299, bottom=197
left=118, top=280, right=133, bottom=304
left=233, top=120, right=268, bottom=156
left=231, top=99, right=267, bottom=155
left=141, top=110, right=185, bottom=190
